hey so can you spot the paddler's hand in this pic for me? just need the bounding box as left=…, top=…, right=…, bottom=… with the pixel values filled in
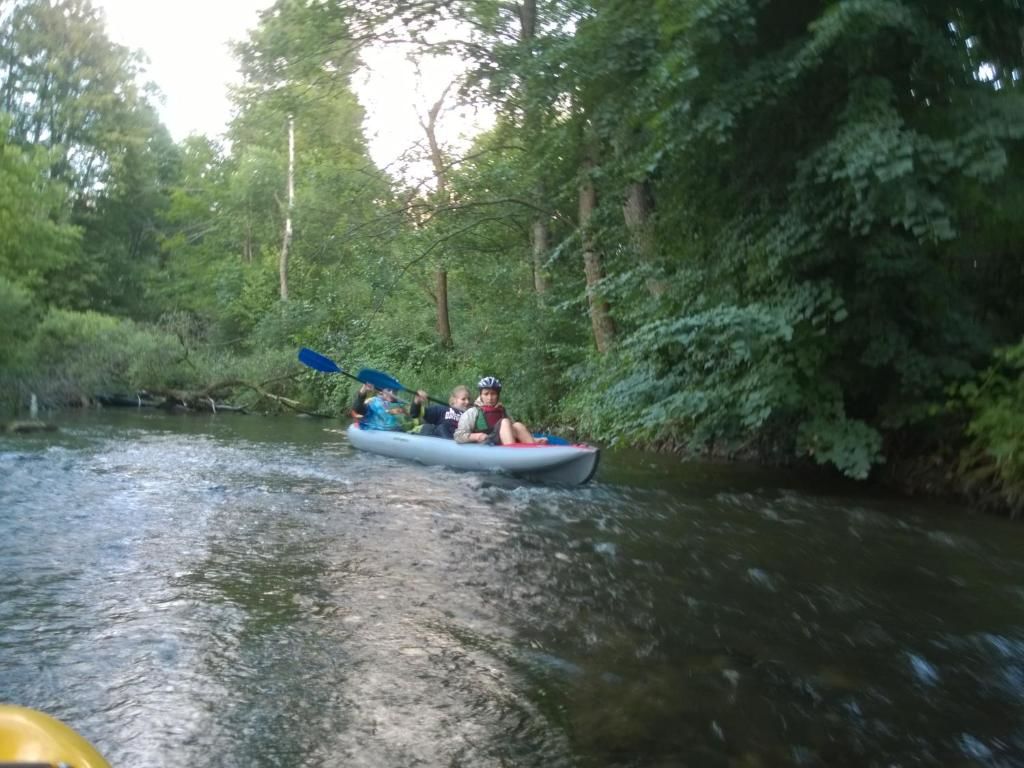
left=415, top=390, right=428, bottom=404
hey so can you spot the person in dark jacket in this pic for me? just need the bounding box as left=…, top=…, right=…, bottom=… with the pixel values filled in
left=410, top=385, right=470, bottom=439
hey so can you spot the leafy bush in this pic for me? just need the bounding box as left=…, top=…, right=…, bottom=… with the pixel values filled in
left=212, top=257, right=279, bottom=345
left=252, top=300, right=330, bottom=351
left=954, top=339, right=1024, bottom=516
left=561, top=292, right=885, bottom=479
left=797, top=412, right=884, bottom=481
left=24, top=308, right=174, bottom=405
left=0, top=276, right=39, bottom=369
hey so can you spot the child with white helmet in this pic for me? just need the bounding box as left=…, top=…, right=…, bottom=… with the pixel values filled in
left=454, top=376, right=547, bottom=445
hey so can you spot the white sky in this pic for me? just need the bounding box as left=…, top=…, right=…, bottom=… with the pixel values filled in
left=93, top=0, right=492, bottom=183
left=94, top=0, right=266, bottom=141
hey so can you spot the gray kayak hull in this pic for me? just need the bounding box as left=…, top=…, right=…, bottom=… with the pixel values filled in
left=346, top=424, right=600, bottom=485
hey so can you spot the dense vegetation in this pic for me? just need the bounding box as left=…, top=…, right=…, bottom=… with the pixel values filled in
left=2, top=0, right=1022, bottom=514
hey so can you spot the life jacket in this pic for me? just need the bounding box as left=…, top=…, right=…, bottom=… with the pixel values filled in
left=362, top=396, right=409, bottom=431
left=475, top=404, right=507, bottom=432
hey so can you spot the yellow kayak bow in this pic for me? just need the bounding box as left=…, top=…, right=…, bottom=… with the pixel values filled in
left=0, top=705, right=110, bottom=768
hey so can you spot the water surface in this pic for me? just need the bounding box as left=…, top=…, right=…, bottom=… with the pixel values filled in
left=2, top=411, right=1022, bottom=766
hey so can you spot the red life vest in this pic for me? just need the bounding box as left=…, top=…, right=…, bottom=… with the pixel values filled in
left=477, top=404, right=507, bottom=431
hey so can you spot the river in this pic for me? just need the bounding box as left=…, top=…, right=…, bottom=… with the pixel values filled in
left=1, top=410, right=1022, bottom=767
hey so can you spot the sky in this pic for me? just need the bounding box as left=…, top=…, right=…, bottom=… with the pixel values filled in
left=94, top=0, right=266, bottom=141
left=93, top=0, right=492, bottom=182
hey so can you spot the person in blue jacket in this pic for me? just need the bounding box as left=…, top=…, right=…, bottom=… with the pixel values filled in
left=350, top=383, right=424, bottom=431
left=410, top=385, right=470, bottom=439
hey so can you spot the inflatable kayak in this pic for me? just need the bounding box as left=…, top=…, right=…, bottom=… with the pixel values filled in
left=346, top=424, right=600, bottom=485
left=0, top=705, right=110, bottom=767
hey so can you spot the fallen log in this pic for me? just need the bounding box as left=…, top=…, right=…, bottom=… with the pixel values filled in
left=6, top=420, right=58, bottom=434
left=95, top=392, right=165, bottom=408
left=87, top=388, right=243, bottom=413
left=140, top=387, right=245, bottom=413
left=95, top=373, right=325, bottom=417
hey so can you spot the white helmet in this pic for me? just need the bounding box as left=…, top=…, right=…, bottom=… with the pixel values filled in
left=477, top=376, right=502, bottom=391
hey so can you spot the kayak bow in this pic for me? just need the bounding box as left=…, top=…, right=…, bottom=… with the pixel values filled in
left=0, top=705, right=110, bottom=768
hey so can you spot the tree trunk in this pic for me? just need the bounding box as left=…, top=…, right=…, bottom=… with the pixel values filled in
left=519, top=0, right=550, bottom=297
left=422, top=90, right=454, bottom=348
left=435, top=268, right=452, bottom=348
left=579, top=153, right=615, bottom=354
left=532, top=205, right=551, bottom=294
left=278, top=114, right=295, bottom=301
left=244, top=210, right=253, bottom=264
left=622, top=180, right=665, bottom=297
left=518, top=0, right=536, bottom=38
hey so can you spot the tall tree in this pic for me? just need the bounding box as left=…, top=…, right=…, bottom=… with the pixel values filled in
left=1, top=0, right=175, bottom=314
left=578, top=130, right=614, bottom=353
left=185, top=0, right=394, bottom=344
left=0, top=0, right=144, bottom=195
left=0, top=115, right=80, bottom=298
left=420, top=85, right=455, bottom=348
left=279, top=114, right=295, bottom=301
left=516, top=0, right=553, bottom=296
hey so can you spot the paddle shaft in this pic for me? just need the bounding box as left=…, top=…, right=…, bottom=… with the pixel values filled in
left=299, top=349, right=447, bottom=407
left=356, top=368, right=447, bottom=407
left=401, top=386, right=448, bottom=408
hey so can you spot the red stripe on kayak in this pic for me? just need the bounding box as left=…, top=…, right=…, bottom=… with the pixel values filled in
left=499, top=443, right=593, bottom=449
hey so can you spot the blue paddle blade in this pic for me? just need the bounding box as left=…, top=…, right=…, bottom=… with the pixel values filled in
left=534, top=433, right=570, bottom=445
left=357, top=368, right=404, bottom=391
left=298, top=348, right=342, bottom=374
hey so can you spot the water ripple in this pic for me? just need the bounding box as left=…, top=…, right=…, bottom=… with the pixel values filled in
left=2, top=412, right=1024, bottom=767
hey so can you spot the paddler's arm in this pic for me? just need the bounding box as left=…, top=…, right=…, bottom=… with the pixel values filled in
left=351, top=384, right=374, bottom=415
left=454, top=408, right=476, bottom=443
left=409, top=390, right=428, bottom=419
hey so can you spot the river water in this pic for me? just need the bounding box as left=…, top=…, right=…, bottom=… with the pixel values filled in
left=1, top=411, right=1022, bottom=767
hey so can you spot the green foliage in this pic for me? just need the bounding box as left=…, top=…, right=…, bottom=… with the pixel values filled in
left=252, top=299, right=333, bottom=352
left=565, top=302, right=800, bottom=443
left=0, top=275, right=38, bottom=369
left=0, top=0, right=145, bottom=195
left=586, top=0, right=1023, bottom=481
left=797, top=414, right=884, bottom=481
left=562, top=292, right=883, bottom=477
left=1, top=1, right=180, bottom=314
left=216, top=255, right=281, bottom=344
left=75, top=103, right=181, bottom=317
left=0, top=116, right=81, bottom=298
left=22, top=308, right=173, bottom=405
left=953, top=340, right=1024, bottom=516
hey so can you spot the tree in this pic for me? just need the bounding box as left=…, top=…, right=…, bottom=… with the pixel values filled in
left=1, top=0, right=179, bottom=314
left=198, top=0, right=392, bottom=344
left=0, top=0, right=144, bottom=195
left=419, top=84, right=456, bottom=348
left=0, top=114, right=80, bottom=300
left=279, top=114, right=295, bottom=301
left=578, top=129, right=615, bottom=353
